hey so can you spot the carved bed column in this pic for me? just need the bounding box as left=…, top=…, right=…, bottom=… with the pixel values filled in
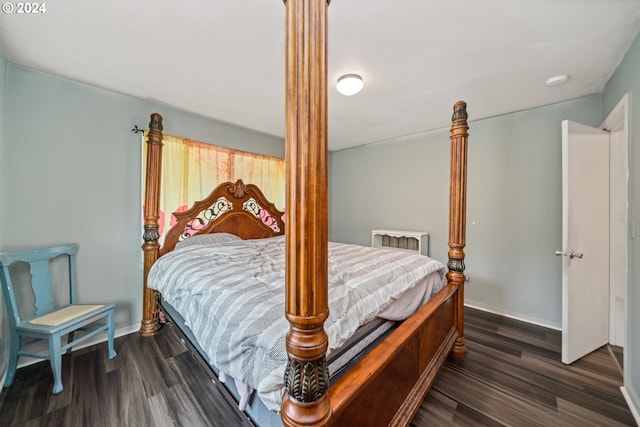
left=281, top=0, right=332, bottom=426
left=139, top=113, right=163, bottom=336
left=447, top=101, right=469, bottom=356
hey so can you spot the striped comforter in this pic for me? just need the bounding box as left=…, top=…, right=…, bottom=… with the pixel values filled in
left=147, top=235, right=444, bottom=408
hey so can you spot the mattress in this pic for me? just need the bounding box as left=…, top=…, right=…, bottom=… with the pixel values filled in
left=148, top=234, right=445, bottom=410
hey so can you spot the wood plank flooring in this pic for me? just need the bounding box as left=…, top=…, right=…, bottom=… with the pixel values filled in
left=0, top=323, right=252, bottom=427
left=0, top=307, right=635, bottom=426
left=412, top=308, right=635, bottom=427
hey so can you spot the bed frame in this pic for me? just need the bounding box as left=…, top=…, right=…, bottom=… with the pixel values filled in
left=139, top=1, right=469, bottom=426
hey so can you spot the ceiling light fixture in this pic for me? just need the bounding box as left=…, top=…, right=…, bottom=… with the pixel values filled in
left=336, top=74, right=364, bottom=96
left=546, top=74, right=570, bottom=87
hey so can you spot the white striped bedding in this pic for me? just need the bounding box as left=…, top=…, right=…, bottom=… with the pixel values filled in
left=147, top=235, right=445, bottom=409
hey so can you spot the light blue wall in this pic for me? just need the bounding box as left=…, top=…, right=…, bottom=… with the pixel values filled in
left=0, top=54, right=6, bottom=247
left=330, top=95, right=602, bottom=328
left=2, top=64, right=284, bottom=332
left=603, top=31, right=640, bottom=418
left=0, top=53, right=8, bottom=385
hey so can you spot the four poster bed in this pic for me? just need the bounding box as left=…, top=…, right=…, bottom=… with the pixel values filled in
left=139, top=2, right=469, bottom=426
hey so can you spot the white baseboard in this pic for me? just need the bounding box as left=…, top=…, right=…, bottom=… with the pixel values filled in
left=621, top=386, right=640, bottom=425
left=16, top=322, right=140, bottom=369
left=464, top=301, right=561, bottom=331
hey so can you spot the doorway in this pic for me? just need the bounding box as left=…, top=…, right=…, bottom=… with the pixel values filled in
left=561, top=94, right=629, bottom=365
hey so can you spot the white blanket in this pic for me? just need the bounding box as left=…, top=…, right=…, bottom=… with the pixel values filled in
left=148, top=236, right=444, bottom=409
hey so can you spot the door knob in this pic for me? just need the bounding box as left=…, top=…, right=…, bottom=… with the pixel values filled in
left=555, top=250, right=583, bottom=259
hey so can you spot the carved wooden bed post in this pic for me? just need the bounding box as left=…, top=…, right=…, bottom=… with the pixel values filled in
left=139, top=113, right=163, bottom=336
left=281, top=0, right=332, bottom=426
left=448, top=101, right=469, bottom=355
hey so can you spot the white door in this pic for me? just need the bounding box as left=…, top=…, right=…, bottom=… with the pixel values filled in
left=560, top=120, right=610, bottom=365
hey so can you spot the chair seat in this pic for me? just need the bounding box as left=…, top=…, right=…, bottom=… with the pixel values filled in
left=18, top=303, right=116, bottom=334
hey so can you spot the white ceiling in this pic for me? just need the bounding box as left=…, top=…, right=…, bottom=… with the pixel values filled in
left=1, top=1, right=639, bottom=151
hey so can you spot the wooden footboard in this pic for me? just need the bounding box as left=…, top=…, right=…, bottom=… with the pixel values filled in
left=328, top=97, right=470, bottom=424
left=328, top=284, right=458, bottom=426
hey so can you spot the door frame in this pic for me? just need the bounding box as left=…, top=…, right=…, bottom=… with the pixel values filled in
left=600, top=93, right=630, bottom=374
left=599, top=93, right=629, bottom=357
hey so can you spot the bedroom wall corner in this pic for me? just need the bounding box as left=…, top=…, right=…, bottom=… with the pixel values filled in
left=0, top=52, right=8, bottom=388
left=603, top=29, right=640, bottom=422
left=0, top=54, right=7, bottom=248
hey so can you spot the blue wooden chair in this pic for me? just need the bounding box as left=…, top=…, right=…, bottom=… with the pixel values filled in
left=0, top=244, right=116, bottom=394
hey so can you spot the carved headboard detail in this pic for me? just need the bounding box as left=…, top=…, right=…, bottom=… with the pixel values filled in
left=159, top=179, right=285, bottom=256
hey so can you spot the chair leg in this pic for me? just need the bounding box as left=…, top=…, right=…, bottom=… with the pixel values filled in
left=66, top=331, right=75, bottom=356
left=3, top=333, right=20, bottom=387
left=107, top=310, right=116, bottom=359
left=49, top=335, right=63, bottom=394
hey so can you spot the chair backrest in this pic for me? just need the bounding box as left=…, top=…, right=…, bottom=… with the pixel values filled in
left=0, top=244, right=78, bottom=327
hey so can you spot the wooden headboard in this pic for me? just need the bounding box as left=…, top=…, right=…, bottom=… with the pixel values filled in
left=159, top=179, right=285, bottom=256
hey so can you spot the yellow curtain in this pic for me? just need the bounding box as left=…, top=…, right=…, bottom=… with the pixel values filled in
left=142, top=132, right=285, bottom=238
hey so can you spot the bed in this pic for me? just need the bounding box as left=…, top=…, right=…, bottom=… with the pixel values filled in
left=149, top=229, right=447, bottom=416
left=139, top=2, right=469, bottom=426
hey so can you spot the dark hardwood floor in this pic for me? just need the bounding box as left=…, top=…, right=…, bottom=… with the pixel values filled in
left=0, top=307, right=635, bottom=426
left=412, top=308, right=635, bottom=427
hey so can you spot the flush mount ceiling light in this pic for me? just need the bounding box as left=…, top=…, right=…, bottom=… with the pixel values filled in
left=336, top=74, right=364, bottom=96
left=546, top=74, right=570, bottom=87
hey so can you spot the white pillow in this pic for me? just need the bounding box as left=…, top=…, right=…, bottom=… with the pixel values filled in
left=175, top=232, right=241, bottom=249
